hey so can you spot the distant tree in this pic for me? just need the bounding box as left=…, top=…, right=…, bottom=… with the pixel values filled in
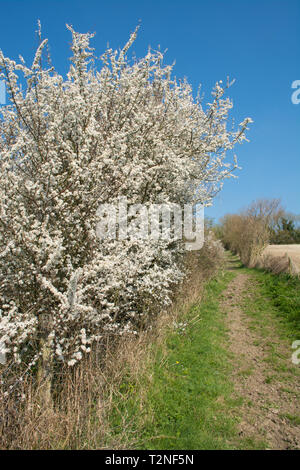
left=219, top=198, right=284, bottom=266
left=270, top=215, right=300, bottom=244
left=204, top=217, right=215, bottom=231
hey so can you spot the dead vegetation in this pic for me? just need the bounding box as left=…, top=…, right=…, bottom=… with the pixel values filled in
left=220, top=199, right=282, bottom=267
left=219, top=199, right=300, bottom=276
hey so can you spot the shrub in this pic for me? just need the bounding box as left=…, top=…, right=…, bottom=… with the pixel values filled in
left=0, top=24, right=250, bottom=385
left=220, top=199, right=282, bottom=266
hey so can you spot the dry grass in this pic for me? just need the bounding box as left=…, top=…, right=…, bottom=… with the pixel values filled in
left=0, top=247, right=224, bottom=450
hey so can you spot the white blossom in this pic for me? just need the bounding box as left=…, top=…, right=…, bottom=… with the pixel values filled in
left=0, top=24, right=250, bottom=370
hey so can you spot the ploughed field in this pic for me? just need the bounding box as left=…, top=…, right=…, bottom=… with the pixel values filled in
left=263, top=244, right=300, bottom=268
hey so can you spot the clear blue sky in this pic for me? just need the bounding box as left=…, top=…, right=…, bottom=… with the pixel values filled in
left=0, top=0, right=299, bottom=221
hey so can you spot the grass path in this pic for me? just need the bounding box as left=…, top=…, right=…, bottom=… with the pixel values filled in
left=222, top=255, right=300, bottom=449
left=110, top=254, right=300, bottom=450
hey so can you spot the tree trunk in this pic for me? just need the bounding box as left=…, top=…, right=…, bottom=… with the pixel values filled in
left=37, top=334, right=53, bottom=409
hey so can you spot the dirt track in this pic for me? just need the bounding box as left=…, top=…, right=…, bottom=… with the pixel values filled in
left=221, top=258, right=300, bottom=449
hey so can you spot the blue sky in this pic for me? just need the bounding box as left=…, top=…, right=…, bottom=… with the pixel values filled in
left=0, top=0, right=299, bottom=221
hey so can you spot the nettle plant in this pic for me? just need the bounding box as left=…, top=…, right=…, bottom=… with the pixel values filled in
left=0, top=24, right=251, bottom=381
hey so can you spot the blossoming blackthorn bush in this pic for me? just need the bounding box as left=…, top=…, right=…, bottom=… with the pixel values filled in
left=0, top=24, right=251, bottom=374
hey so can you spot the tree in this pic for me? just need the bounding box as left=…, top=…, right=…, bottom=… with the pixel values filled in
left=270, top=215, right=300, bottom=244
left=0, top=24, right=251, bottom=390
left=220, top=199, right=283, bottom=266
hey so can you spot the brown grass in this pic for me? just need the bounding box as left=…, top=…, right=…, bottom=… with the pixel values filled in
left=0, top=246, right=223, bottom=449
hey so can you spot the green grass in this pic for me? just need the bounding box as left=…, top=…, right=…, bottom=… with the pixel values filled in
left=108, top=271, right=261, bottom=450
left=227, top=252, right=300, bottom=342
left=234, top=264, right=300, bottom=382
left=281, top=413, right=300, bottom=426
left=251, top=270, right=300, bottom=339
left=222, top=260, right=300, bottom=414
left=138, top=274, right=236, bottom=450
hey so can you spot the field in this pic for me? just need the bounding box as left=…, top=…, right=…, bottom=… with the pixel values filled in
left=263, top=244, right=300, bottom=268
